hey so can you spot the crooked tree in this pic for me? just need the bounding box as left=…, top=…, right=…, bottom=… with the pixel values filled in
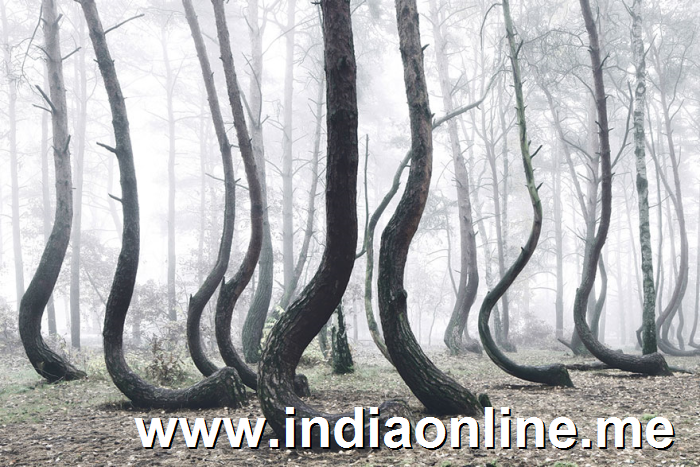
left=477, top=0, right=572, bottom=388
left=241, top=0, right=274, bottom=365
left=19, top=0, right=86, bottom=383
left=428, top=0, right=480, bottom=356
left=572, top=0, right=671, bottom=376
left=79, top=0, right=247, bottom=409
left=258, top=0, right=411, bottom=443
left=377, top=0, right=484, bottom=415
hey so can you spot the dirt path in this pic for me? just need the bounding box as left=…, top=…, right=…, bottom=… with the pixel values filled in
left=1, top=348, right=698, bottom=466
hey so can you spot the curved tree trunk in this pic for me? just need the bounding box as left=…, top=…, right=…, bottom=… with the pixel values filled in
left=429, top=0, right=480, bottom=356
left=241, top=0, right=274, bottom=365
left=209, top=0, right=265, bottom=391
left=359, top=77, right=495, bottom=363
left=589, top=257, right=607, bottom=341
left=573, top=0, right=671, bottom=376
left=258, top=0, right=412, bottom=443
left=478, top=0, right=573, bottom=388
left=81, top=0, right=247, bottom=409
left=378, top=0, right=483, bottom=415
left=183, top=0, right=238, bottom=378
left=649, top=43, right=697, bottom=356
left=40, top=69, right=57, bottom=337
left=19, top=0, right=86, bottom=383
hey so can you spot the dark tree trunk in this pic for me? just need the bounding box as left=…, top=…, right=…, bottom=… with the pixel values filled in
left=241, top=0, right=274, bottom=365
left=478, top=0, right=572, bottom=387
left=210, top=0, right=265, bottom=391
left=378, top=0, right=483, bottom=415
left=19, top=0, right=86, bottom=383
left=573, top=0, right=671, bottom=376
left=40, top=69, right=57, bottom=337
left=80, top=0, right=246, bottom=408
left=331, top=304, right=354, bottom=375
left=258, top=0, right=412, bottom=443
left=183, top=0, right=238, bottom=378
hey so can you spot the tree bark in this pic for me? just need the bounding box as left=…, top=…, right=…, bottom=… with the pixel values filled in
left=210, top=0, right=264, bottom=390
left=183, top=0, right=238, bottom=378
left=81, top=0, right=246, bottom=408
left=19, top=0, right=86, bottom=383
left=630, top=0, right=657, bottom=355
left=573, top=0, right=671, bottom=376
left=40, top=68, right=57, bottom=337
left=258, top=0, right=412, bottom=443
left=478, top=0, right=573, bottom=387
left=378, top=0, right=484, bottom=414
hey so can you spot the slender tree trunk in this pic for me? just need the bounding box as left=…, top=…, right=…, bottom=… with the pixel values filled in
left=690, top=189, right=700, bottom=348
left=211, top=0, right=266, bottom=391
left=649, top=44, right=695, bottom=356
left=478, top=0, right=572, bottom=387
left=70, top=28, right=87, bottom=350
left=19, top=0, right=86, bottom=382
left=429, top=0, right=480, bottom=356
left=183, top=0, right=238, bottom=378
left=162, top=27, right=178, bottom=323
left=259, top=0, right=413, bottom=443
left=573, top=0, right=670, bottom=375
left=553, top=140, right=564, bottom=339
left=281, top=0, right=297, bottom=308
left=278, top=76, right=323, bottom=310
left=41, top=69, right=57, bottom=336
left=241, top=0, right=274, bottom=364
left=631, top=0, right=657, bottom=354
left=378, top=0, right=484, bottom=414
left=82, top=0, right=246, bottom=408
left=1, top=0, right=24, bottom=306
left=197, top=90, right=208, bottom=285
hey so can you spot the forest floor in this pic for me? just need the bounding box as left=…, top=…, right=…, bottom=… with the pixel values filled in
left=0, top=341, right=699, bottom=466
